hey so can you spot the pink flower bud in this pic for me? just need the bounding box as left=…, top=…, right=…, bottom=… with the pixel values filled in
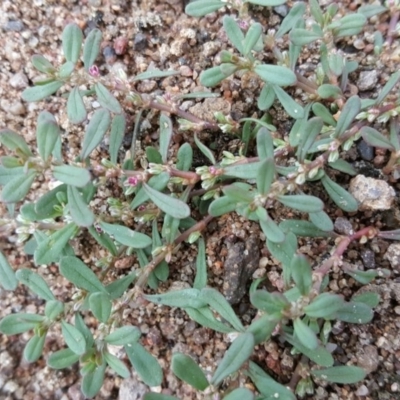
left=88, top=65, right=100, bottom=77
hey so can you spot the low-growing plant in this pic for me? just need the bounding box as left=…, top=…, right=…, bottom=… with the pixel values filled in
left=0, top=1, right=399, bottom=399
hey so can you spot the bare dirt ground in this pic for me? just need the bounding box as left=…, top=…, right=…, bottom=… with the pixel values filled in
left=1, top=0, right=400, bottom=399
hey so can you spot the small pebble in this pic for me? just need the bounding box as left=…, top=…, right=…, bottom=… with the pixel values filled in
left=357, top=139, right=374, bottom=161
left=334, top=217, right=353, bottom=235
left=274, top=5, right=289, bottom=17
left=360, top=249, right=376, bottom=269
left=4, top=20, right=24, bottom=32
left=357, top=70, right=378, bottom=91
left=134, top=33, right=147, bottom=52
left=9, top=72, right=28, bottom=89
left=384, top=243, right=400, bottom=272
left=114, top=36, right=128, bottom=55
left=349, top=175, right=396, bottom=211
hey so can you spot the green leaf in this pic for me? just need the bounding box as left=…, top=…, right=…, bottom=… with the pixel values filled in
left=223, top=161, right=261, bottom=180
left=144, top=288, right=207, bottom=309
left=108, top=114, right=126, bottom=164
left=279, top=220, right=331, bottom=237
left=276, top=2, right=306, bottom=38
left=289, top=28, right=322, bottom=46
left=88, top=226, right=117, bottom=256
left=61, top=320, right=87, bottom=355
left=105, top=272, right=136, bottom=299
left=200, top=66, right=235, bottom=87
left=81, top=362, right=106, bottom=398
left=0, top=251, right=17, bottom=290
left=34, top=223, right=79, bottom=265
left=200, top=287, right=244, bottom=332
left=248, top=361, right=296, bottom=400
left=277, top=195, right=323, bottom=213
left=67, top=87, right=87, bottom=124
left=335, top=95, right=361, bottom=137
left=36, top=111, right=60, bottom=161
left=336, top=301, right=373, bottom=324
left=75, top=313, right=94, bottom=350
left=0, top=313, right=44, bottom=335
left=194, top=133, right=216, bottom=165
left=321, top=174, right=358, bottom=212
left=16, top=269, right=55, bottom=301
left=59, top=256, right=107, bottom=293
left=58, top=61, right=75, bottom=78
left=250, top=290, right=289, bottom=314
left=99, top=222, right=152, bottom=248
left=208, top=196, right=237, bottom=217
left=31, top=54, right=56, bottom=74
left=0, top=128, right=32, bottom=157
left=267, top=232, right=298, bottom=285
left=255, top=65, right=296, bottom=87
left=185, top=307, right=234, bottom=333
left=284, top=334, right=334, bottom=367
left=296, top=117, right=323, bottom=161
left=376, top=71, right=400, bottom=104
left=257, top=84, right=276, bottom=111
left=146, top=146, right=162, bottom=164
left=143, top=183, right=190, bottom=219
left=312, top=103, right=337, bottom=126
left=223, top=390, right=254, bottom=400
left=256, top=158, right=275, bottom=195
left=171, top=353, right=209, bottom=390
left=328, top=159, right=357, bottom=176
left=45, top=300, right=64, bottom=320
left=0, top=165, right=24, bottom=186
left=293, top=318, right=318, bottom=350
left=257, top=207, right=285, bottom=243
left=62, top=23, right=83, bottom=63
left=257, top=127, right=274, bottom=159
left=1, top=170, right=36, bottom=203
left=47, top=348, right=80, bottom=369
left=272, top=85, right=304, bottom=119
left=329, top=14, right=366, bottom=38
left=309, top=211, right=334, bottom=232
left=95, top=83, right=122, bottom=114
left=144, top=394, right=178, bottom=400
left=22, top=81, right=63, bottom=102
left=125, top=342, right=163, bottom=387
left=104, top=351, right=130, bottom=378
left=193, top=237, right=207, bottom=290
left=360, top=126, right=394, bottom=150
left=159, top=114, right=173, bottom=163
left=133, top=69, right=179, bottom=81
left=304, top=293, right=344, bottom=318
left=247, top=313, right=281, bottom=345
left=211, top=332, right=255, bottom=385
left=67, top=185, right=95, bottom=227
left=317, top=84, right=342, bottom=99
left=223, top=16, right=245, bottom=55
left=83, top=28, right=102, bottom=70
left=243, top=22, right=262, bottom=56
left=312, top=366, right=366, bottom=384
left=105, top=326, right=141, bottom=345
left=81, top=108, right=111, bottom=159
left=130, top=173, right=169, bottom=210
left=352, top=292, right=380, bottom=308
left=52, top=164, right=91, bottom=187
left=89, top=292, right=112, bottom=323
left=176, top=143, right=193, bottom=171
left=291, top=255, right=312, bottom=296
left=23, top=334, right=46, bottom=363
left=185, top=0, right=224, bottom=17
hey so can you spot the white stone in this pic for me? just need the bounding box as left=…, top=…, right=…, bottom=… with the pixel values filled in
left=349, top=175, right=395, bottom=211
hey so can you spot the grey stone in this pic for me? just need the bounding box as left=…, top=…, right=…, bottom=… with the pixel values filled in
left=357, top=70, right=378, bottom=91
left=119, top=378, right=148, bottom=400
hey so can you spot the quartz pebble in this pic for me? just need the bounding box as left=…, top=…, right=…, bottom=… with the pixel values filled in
left=384, top=243, right=400, bottom=272
left=349, top=175, right=396, bottom=210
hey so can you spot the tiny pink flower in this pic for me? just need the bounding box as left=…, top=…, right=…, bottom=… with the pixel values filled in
left=209, top=166, right=218, bottom=175
left=89, top=65, right=100, bottom=77
left=127, top=177, right=139, bottom=186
